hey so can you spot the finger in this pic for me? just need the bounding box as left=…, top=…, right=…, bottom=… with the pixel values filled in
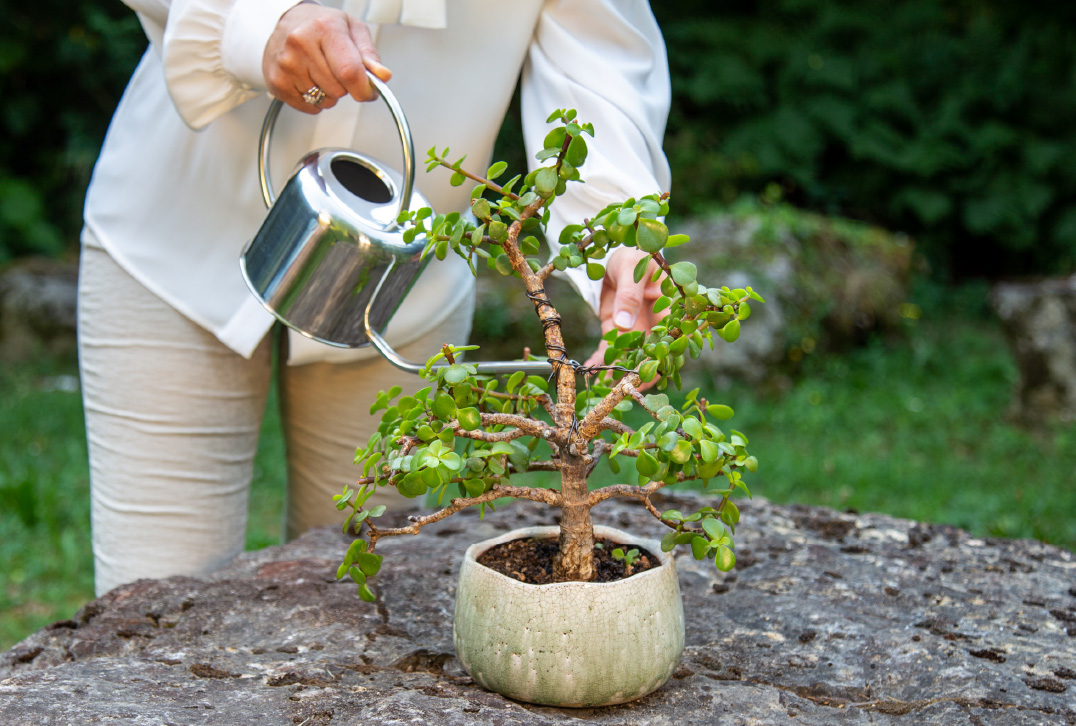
left=350, top=19, right=392, bottom=82
left=303, top=51, right=349, bottom=103
left=609, top=268, right=651, bottom=334
left=319, top=18, right=391, bottom=102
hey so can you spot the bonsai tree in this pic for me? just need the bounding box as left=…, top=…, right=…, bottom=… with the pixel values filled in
left=334, top=109, right=762, bottom=599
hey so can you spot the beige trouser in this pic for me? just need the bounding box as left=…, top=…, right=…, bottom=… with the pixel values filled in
left=77, top=245, right=473, bottom=595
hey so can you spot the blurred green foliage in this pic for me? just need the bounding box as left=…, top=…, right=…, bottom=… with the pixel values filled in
left=4, top=1, right=1075, bottom=279
left=654, top=0, right=1076, bottom=277
left=0, top=1, right=144, bottom=263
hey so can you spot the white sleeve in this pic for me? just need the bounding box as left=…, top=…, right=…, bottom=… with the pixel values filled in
left=124, top=0, right=300, bottom=129
left=521, top=0, right=672, bottom=314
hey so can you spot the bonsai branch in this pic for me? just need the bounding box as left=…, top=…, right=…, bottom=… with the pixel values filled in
left=365, top=484, right=562, bottom=547
left=577, top=374, right=642, bottom=440
left=430, top=157, right=520, bottom=201
left=454, top=412, right=554, bottom=440
left=586, top=481, right=676, bottom=529
left=598, top=418, right=633, bottom=436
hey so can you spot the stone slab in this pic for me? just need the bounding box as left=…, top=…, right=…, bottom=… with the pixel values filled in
left=3, top=492, right=1075, bottom=724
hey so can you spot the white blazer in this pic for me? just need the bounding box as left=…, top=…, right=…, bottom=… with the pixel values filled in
left=83, top=0, right=671, bottom=364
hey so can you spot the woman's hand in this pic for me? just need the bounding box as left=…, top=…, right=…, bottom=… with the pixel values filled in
left=262, top=3, right=392, bottom=113
left=583, top=247, right=664, bottom=390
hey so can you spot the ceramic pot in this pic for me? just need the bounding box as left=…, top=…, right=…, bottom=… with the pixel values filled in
left=453, top=525, right=685, bottom=707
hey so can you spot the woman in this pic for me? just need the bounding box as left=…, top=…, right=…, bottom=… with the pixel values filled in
left=80, top=0, right=671, bottom=596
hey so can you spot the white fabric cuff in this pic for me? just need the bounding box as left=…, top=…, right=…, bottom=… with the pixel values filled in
left=222, top=0, right=303, bottom=91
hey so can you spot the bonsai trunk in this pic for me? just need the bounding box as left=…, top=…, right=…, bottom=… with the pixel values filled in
left=503, top=199, right=596, bottom=582
left=553, top=451, right=595, bottom=581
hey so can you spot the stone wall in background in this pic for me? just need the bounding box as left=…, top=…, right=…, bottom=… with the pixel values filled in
left=470, top=205, right=916, bottom=387
left=0, top=258, right=79, bottom=362
left=990, top=275, right=1076, bottom=426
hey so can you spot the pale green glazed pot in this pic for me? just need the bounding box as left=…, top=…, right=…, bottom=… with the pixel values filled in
left=453, top=525, right=685, bottom=707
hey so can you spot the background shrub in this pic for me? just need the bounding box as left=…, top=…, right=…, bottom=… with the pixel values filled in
left=3, top=1, right=1075, bottom=280
left=655, top=0, right=1076, bottom=278
left=0, top=1, right=144, bottom=263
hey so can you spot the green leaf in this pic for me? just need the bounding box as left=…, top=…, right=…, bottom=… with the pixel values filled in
left=661, top=531, right=678, bottom=552
left=357, top=552, right=383, bottom=577
left=714, top=546, right=736, bottom=572
left=566, top=134, right=588, bottom=167
left=396, top=472, right=426, bottom=498
left=472, top=198, right=491, bottom=219
left=665, top=233, right=690, bottom=248
left=635, top=450, right=659, bottom=477
left=636, top=218, right=668, bottom=253
left=432, top=392, right=457, bottom=420
left=699, top=440, right=720, bottom=463
left=450, top=171, right=466, bottom=187
left=702, top=517, right=724, bottom=540
left=719, top=319, right=741, bottom=343
left=494, top=253, right=515, bottom=276
left=671, top=440, right=693, bottom=464
left=670, top=261, right=697, bottom=286
left=710, top=404, right=734, bottom=420
left=457, top=407, right=481, bottom=431
left=617, top=207, right=638, bottom=227
left=586, top=262, right=605, bottom=281
left=682, top=416, right=704, bottom=440
left=535, top=167, right=558, bottom=197
left=691, top=535, right=710, bottom=560
left=443, top=364, right=468, bottom=385
left=489, top=220, right=508, bottom=242
left=633, top=254, right=651, bottom=284
left=505, top=370, right=525, bottom=393
left=358, top=584, right=376, bottom=602
left=487, top=161, right=507, bottom=180
left=490, top=441, right=515, bottom=456
left=543, top=126, right=566, bottom=150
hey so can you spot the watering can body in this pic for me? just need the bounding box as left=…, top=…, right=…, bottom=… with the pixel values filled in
left=240, top=144, right=430, bottom=349
left=240, top=74, right=551, bottom=376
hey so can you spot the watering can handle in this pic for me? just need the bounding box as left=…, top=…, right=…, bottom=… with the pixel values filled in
left=364, top=260, right=555, bottom=376
left=258, top=72, right=415, bottom=233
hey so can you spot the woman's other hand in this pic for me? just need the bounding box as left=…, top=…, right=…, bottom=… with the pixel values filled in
left=263, top=3, right=392, bottom=113
left=583, top=247, right=664, bottom=390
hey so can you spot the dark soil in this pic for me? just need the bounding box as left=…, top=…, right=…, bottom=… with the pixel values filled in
left=477, top=536, right=658, bottom=584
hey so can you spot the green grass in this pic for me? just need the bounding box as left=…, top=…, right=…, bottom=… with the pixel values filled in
left=707, top=317, right=1076, bottom=547
left=2, top=283, right=1074, bottom=650
left=0, top=358, right=287, bottom=650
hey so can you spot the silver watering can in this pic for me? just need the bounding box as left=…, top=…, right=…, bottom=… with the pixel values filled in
left=240, top=74, right=550, bottom=376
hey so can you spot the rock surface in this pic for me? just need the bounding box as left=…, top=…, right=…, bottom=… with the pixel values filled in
left=991, top=275, right=1076, bottom=425
left=3, top=492, right=1075, bottom=725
